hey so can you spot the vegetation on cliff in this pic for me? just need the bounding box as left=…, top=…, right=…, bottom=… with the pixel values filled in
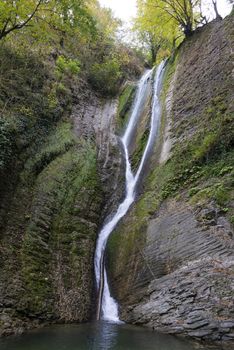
left=0, top=0, right=143, bottom=336
left=134, top=0, right=225, bottom=64
left=107, top=13, right=234, bottom=343
left=0, top=0, right=233, bottom=343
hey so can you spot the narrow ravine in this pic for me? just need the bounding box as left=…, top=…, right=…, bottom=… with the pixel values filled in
left=94, top=61, right=166, bottom=322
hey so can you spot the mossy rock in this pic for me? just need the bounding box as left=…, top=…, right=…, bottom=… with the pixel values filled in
left=117, top=83, right=137, bottom=132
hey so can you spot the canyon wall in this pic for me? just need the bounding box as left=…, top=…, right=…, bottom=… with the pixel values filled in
left=107, top=15, right=234, bottom=345
left=0, top=65, right=124, bottom=335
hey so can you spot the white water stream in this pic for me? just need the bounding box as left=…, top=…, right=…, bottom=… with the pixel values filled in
left=94, top=61, right=166, bottom=322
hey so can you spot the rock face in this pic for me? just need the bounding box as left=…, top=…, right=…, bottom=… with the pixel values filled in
left=0, top=71, right=123, bottom=335
left=0, top=12, right=233, bottom=345
left=72, top=81, right=125, bottom=217
left=107, top=15, right=234, bottom=345
left=119, top=200, right=234, bottom=342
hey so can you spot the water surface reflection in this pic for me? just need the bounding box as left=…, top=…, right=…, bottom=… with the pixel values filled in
left=0, top=321, right=217, bottom=350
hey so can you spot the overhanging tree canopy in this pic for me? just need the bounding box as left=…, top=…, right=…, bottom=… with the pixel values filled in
left=0, top=0, right=96, bottom=42
left=140, top=0, right=202, bottom=37
left=134, top=0, right=182, bottom=63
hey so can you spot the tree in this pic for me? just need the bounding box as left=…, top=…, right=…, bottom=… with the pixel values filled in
left=0, top=0, right=43, bottom=40
left=50, top=0, right=97, bottom=47
left=212, top=0, right=222, bottom=20
left=134, top=0, right=182, bottom=64
left=90, top=2, right=121, bottom=39
left=0, top=0, right=96, bottom=44
left=85, top=3, right=122, bottom=66
left=145, top=0, right=202, bottom=37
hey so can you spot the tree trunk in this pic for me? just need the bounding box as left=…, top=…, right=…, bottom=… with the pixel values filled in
left=212, top=0, right=222, bottom=20
left=184, top=22, right=193, bottom=38
left=150, top=44, right=160, bottom=65
left=150, top=46, right=157, bottom=65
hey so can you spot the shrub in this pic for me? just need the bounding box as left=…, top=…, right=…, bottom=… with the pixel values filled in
left=56, top=55, right=80, bottom=77
left=193, top=132, right=218, bottom=163
left=0, top=117, right=14, bottom=170
left=89, top=58, right=122, bottom=96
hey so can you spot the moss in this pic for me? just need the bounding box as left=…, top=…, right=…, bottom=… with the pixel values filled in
left=23, top=122, right=76, bottom=178
left=20, top=140, right=103, bottom=317
left=189, top=165, right=234, bottom=206
left=146, top=42, right=234, bottom=212
left=48, top=143, right=103, bottom=309
left=0, top=117, right=15, bottom=170
left=145, top=85, right=234, bottom=203
left=106, top=57, right=180, bottom=289
left=0, top=43, right=75, bottom=182
left=6, top=91, right=103, bottom=318
left=117, top=83, right=136, bottom=132
left=107, top=28, right=234, bottom=296
left=107, top=201, right=147, bottom=280
left=131, top=129, right=149, bottom=171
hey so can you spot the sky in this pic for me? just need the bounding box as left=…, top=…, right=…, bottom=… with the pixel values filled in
left=99, top=0, right=233, bottom=23
left=99, top=0, right=137, bottom=22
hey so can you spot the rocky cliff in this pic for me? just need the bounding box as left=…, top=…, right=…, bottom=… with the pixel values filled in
left=0, top=11, right=233, bottom=346
left=107, top=14, right=234, bottom=345
left=0, top=45, right=126, bottom=336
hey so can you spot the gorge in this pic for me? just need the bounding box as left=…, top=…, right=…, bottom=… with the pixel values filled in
left=95, top=62, right=165, bottom=322
left=0, top=5, right=233, bottom=350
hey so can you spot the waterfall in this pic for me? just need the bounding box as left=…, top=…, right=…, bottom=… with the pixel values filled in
left=94, top=61, right=166, bottom=322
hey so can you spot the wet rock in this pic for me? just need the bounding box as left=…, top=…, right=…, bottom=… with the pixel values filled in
left=184, top=319, right=210, bottom=329
left=222, top=333, right=234, bottom=340
left=220, top=321, right=234, bottom=329
left=0, top=314, right=11, bottom=324
left=188, top=329, right=214, bottom=337
left=186, top=315, right=206, bottom=324
left=157, top=303, right=174, bottom=315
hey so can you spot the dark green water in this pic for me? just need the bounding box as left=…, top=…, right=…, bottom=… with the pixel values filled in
left=0, top=321, right=212, bottom=350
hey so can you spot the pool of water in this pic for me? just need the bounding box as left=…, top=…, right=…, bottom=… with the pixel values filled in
left=0, top=321, right=214, bottom=350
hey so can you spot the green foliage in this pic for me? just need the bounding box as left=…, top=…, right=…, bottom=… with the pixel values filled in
left=138, top=0, right=202, bottom=37
left=193, top=132, right=218, bottom=162
left=0, top=117, right=14, bottom=170
left=89, top=58, right=123, bottom=96
left=219, top=166, right=233, bottom=177
left=56, top=55, right=80, bottom=77
left=0, top=44, right=73, bottom=178
left=0, top=0, right=142, bottom=98
left=0, top=0, right=97, bottom=45
left=133, top=54, right=234, bottom=225
left=0, top=44, right=66, bottom=128
left=0, top=0, right=144, bottom=324
left=134, top=0, right=182, bottom=64
left=134, top=0, right=217, bottom=64
left=0, top=0, right=43, bottom=40
left=190, top=178, right=233, bottom=208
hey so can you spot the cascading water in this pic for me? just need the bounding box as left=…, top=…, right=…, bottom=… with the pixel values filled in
left=94, top=61, right=166, bottom=322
